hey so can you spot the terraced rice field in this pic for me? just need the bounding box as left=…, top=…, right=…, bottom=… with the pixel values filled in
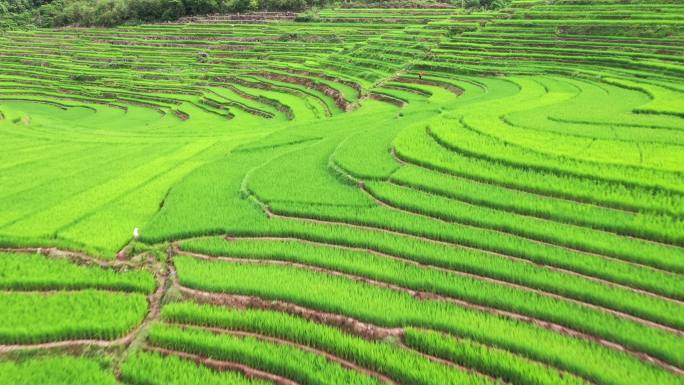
left=1, top=0, right=683, bottom=384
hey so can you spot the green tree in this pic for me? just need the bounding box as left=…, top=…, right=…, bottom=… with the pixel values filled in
left=182, top=0, right=218, bottom=15
left=94, top=0, right=128, bottom=26
left=159, top=0, right=184, bottom=20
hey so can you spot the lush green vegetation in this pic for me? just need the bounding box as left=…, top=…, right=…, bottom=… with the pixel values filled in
left=148, top=323, right=388, bottom=385
left=0, top=290, right=148, bottom=343
left=0, top=251, right=151, bottom=346
left=172, top=257, right=682, bottom=385
left=0, top=252, right=155, bottom=293
left=1, top=0, right=323, bottom=28
left=121, top=351, right=272, bottom=385
left=0, top=0, right=682, bottom=384
left=403, top=328, right=589, bottom=385
left=180, top=237, right=684, bottom=334
left=0, top=0, right=509, bottom=29
left=0, top=356, right=119, bottom=385
left=161, top=302, right=511, bottom=385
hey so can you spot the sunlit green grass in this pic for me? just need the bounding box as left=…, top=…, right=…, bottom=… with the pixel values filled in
left=0, top=1, right=683, bottom=383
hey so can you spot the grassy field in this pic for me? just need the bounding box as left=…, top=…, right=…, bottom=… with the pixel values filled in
left=0, top=0, right=683, bottom=384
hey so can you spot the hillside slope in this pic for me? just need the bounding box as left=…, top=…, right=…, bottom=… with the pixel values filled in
left=0, top=1, right=683, bottom=384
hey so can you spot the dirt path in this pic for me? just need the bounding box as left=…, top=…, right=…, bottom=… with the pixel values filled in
left=0, top=246, right=134, bottom=268
left=147, top=346, right=302, bottom=385
left=178, top=250, right=684, bottom=375
left=113, top=264, right=169, bottom=375
left=0, top=336, right=128, bottom=354
left=0, top=288, right=134, bottom=295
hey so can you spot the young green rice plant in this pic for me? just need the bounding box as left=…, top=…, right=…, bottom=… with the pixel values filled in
left=243, top=98, right=446, bottom=208
left=0, top=290, right=148, bottom=343
left=389, top=165, right=684, bottom=245
left=148, top=323, right=386, bottom=385
left=502, top=76, right=684, bottom=144
left=179, top=237, right=684, bottom=344
left=330, top=126, right=403, bottom=180
left=179, top=236, right=682, bottom=330
left=392, top=123, right=683, bottom=216
left=0, top=356, right=119, bottom=385
left=429, top=115, right=684, bottom=193
left=121, top=351, right=270, bottom=385
left=363, top=181, right=684, bottom=271
left=173, top=256, right=683, bottom=385
left=266, top=200, right=684, bottom=299
left=245, top=134, right=373, bottom=208
left=403, top=328, right=590, bottom=385
left=236, top=119, right=683, bottom=296
left=163, top=303, right=584, bottom=384
left=438, top=76, right=684, bottom=180
left=4, top=140, right=219, bottom=256
left=141, top=142, right=682, bottom=331
left=161, top=302, right=500, bottom=385
left=0, top=252, right=155, bottom=294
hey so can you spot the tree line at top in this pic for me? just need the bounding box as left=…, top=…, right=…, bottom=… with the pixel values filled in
left=0, top=0, right=507, bottom=29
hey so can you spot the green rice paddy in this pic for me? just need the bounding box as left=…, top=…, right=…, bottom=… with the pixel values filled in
left=0, top=1, right=682, bottom=384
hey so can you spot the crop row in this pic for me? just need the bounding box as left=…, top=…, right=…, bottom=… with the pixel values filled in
left=0, top=290, right=148, bottom=344
left=389, top=165, right=684, bottom=244
left=143, top=140, right=683, bottom=336
left=148, top=324, right=387, bottom=385
left=121, top=351, right=269, bottom=385
left=364, top=180, right=684, bottom=271
left=180, top=237, right=684, bottom=345
left=0, top=252, right=155, bottom=293
left=392, top=124, right=682, bottom=218
left=161, top=301, right=591, bottom=385
left=265, top=200, right=683, bottom=300
left=172, top=256, right=682, bottom=385
left=0, top=356, right=119, bottom=385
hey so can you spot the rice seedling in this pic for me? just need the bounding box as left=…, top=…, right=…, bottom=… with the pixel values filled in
left=0, top=290, right=148, bottom=343
left=173, top=256, right=683, bottom=385
left=0, top=1, right=682, bottom=383
left=0, top=252, right=155, bottom=293
left=148, top=323, right=387, bottom=385
left=0, top=356, right=119, bottom=385
left=121, top=351, right=271, bottom=385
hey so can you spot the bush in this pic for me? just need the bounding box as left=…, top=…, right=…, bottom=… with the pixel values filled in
left=63, top=1, right=95, bottom=25
left=2, top=0, right=33, bottom=13
left=264, top=0, right=305, bottom=11
left=181, top=0, right=218, bottom=15
left=128, top=0, right=161, bottom=20
left=70, top=74, right=100, bottom=81
left=94, top=0, right=128, bottom=26
left=463, top=0, right=509, bottom=9
left=2, top=0, right=333, bottom=28
left=294, top=5, right=318, bottom=21
left=219, top=0, right=249, bottom=13
left=159, top=0, right=183, bottom=20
